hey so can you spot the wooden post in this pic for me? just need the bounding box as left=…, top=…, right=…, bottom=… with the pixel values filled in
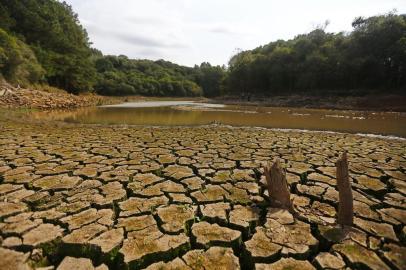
left=336, top=152, right=353, bottom=226
left=264, top=159, right=293, bottom=212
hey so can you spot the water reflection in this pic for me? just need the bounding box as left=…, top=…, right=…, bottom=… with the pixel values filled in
left=30, top=103, right=406, bottom=137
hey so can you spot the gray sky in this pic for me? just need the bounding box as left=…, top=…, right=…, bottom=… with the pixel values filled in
left=64, top=0, right=406, bottom=67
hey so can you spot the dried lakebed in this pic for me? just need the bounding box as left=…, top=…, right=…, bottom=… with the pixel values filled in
left=0, top=120, right=405, bottom=269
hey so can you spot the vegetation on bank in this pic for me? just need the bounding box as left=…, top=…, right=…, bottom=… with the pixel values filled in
left=227, top=12, right=406, bottom=96
left=0, top=0, right=405, bottom=97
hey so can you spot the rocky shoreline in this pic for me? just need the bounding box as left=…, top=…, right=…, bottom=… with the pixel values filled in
left=0, top=83, right=107, bottom=109
left=0, top=117, right=405, bottom=269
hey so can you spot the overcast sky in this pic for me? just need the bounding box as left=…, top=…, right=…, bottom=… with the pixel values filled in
left=64, top=0, right=406, bottom=67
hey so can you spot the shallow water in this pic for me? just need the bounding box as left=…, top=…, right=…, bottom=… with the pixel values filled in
left=31, top=101, right=406, bottom=137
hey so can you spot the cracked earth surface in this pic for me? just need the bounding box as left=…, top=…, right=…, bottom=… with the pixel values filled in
left=0, top=120, right=405, bottom=270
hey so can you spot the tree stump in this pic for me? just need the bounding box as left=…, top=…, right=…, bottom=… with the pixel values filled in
left=264, top=160, right=293, bottom=212
left=336, top=152, right=353, bottom=226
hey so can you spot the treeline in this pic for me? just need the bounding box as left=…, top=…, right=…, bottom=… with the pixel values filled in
left=0, top=0, right=225, bottom=96
left=0, top=0, right=405, bottom=97
left=226, top=12, right=406, bottom=96
left=93, top=55, right=225, bottom=97
left=0, top=0, right=96, bottom=93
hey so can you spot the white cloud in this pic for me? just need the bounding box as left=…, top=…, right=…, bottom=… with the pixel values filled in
left=64, top=0, right=406, bottom=66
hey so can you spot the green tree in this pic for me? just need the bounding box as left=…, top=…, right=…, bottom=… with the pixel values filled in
left=0, top=29, right=44, bottom=85
left=225, top=12, right=406, bottom=96
left=0, top=0, right=96, bottom=93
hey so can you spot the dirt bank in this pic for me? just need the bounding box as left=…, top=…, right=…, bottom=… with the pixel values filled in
left=2, top=80, right=405, bottom=112
left=0, top=82, right=118, bottom=109
left=0, top=82, right=209, bottom=110
left=212, top=95, right=406, bottom=112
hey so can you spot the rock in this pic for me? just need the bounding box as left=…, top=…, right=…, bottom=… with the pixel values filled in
left=0, top=247, right=30, bottom=270
left=263, top=219, right=318, bottom=258
left=119, top=227, right=189, bottom=269
left=229, top=205, right=260, bottom=238
left=182, top=247, right=240, bottom=269
left=235, top=181, right=260, bottom=195
left=356, top=174, right=387, bottom=193
left=3, top=172, right=39, bottom=184
left=73, top=167, right=98, bottom=178
left=95, top=181, right=126, bottom=206
left=57, top=256, right=94, bottom=270
left=354, top=217, right=398, bottom=241
left=89, top=228, right=124, bottom=254
left=127, top=173, right=163, bottom=187
left=333, top=240, right=390, bottom=270
left=297, top=184, right=325, bottom=200
left=200, top=202, right=230, bottom=224
left=0, top=201, right=28, bottom=218
left=307, top=172, right=335, bottom=186
left=266, top=207, right=294, bottom=225
left=181, top=177, right=204, bottom=191
left=222, top=184, right=252, bottom=204
left=191, top=222, right=242, bottom=250
left=118, top=196, right=168, bottom=217
left=117, top=215, right=156, bottom=232
left=33, top=174, right=81, bottom=191
left=32, top=208, right=66, bottom=223
left=62, top=223, right=107, bottom=244
left=60, top=208, right=99, bottom=230
left=164, top=165, right=195, bottom=180
left=382, top=243, right=406, bottom=270
left=255, top=258, right=315, bottom=270
left=62, top=208, right=113, bottom=230
left=313, top=252, right=346, bottom=269
left=157, top=204, right=197, bottom=234
left=231, top=169, right=256, bottom=182
left=209, top=170, right=231, bottom=183
left=353, top=200, right=380, bottom=221
left=385, top=170, right=406, bottom=181
left=129, top=180, right=185, bottom=197
left=317, top=225, right=368, bottom=247
left=191, top=185, right=227, bottom=203
left=56, top=201, right=91, bottom=215
left=23, top=223, right=64, bottom=247
left=0, top=184, right=23, bottom=196
left=2, top=236, right=22, bottom=248
left=2, top=218, right=42, bottom=235
left=378, top=207, right=406, bottom=224
left=145, top=258, right=191, bottom=269
left=243, top=227, right=282, bottom=264
left=168, top=193, right=193, bottom=204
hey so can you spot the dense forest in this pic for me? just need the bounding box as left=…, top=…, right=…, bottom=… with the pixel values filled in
left=93, top=55, right=224, bottom=97
left=0, top=0, right=405, bottom=97
left=227, top=13, right=406, bottom=96
left=0, top=0, right=225, bottom=96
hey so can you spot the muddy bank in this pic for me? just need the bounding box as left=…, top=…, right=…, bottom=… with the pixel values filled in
left=2, top=79, right=404, bottom=112
left=212, top=95, right=406, bottom=112
left=0, top=117, right=405, bottom=269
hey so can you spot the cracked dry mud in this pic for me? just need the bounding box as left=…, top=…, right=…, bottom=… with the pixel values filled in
left=0, top=120, right=405, bottom=270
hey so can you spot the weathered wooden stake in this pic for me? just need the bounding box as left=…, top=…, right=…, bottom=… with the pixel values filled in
left=264, top=159, right=293, bottom=212
left=336, top=152, right=353, bottom=226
